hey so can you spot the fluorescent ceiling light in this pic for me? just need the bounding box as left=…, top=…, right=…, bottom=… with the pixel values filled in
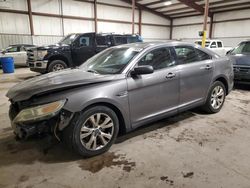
left=164, top=1, right=172, bottom=6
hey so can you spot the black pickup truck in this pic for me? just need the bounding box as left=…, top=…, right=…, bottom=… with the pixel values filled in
left=27, top=32, right=143, bottom=73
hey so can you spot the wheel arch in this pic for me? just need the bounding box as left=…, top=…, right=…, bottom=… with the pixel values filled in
left=48, top=55, right=69, bottom=67
left=79, top=102, right=128, bottom=135
left=213, top=76, right=229, bottom=95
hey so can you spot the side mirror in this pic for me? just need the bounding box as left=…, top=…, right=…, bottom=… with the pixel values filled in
left=131, top=65, right=154, bottom=76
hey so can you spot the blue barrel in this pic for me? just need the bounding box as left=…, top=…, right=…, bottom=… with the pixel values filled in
left=0, top=57, right=14, bottom=73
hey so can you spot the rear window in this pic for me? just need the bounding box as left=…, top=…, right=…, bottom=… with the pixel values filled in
left=195, top=49, right=211, bottom=61
left=217, top=42, right=223, bottom=48
left=127, top=36, right=138, bottom=43
left=96, top=36, right=107, bottom=46
left=114, top=36, right=127, bottom=45
left=195, top=41, right=210, bottom=47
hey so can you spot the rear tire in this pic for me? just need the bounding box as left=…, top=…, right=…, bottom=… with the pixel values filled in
left=48, top=60, right=67, bottom=72
left=203, top=81, right=226, bottom=114
left=62, top=106, right=119, bottom=157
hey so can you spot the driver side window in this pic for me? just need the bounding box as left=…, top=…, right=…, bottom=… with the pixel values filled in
left=242, top=42, right=250, bottom=53
left=138, top=47, right=174, bottom=70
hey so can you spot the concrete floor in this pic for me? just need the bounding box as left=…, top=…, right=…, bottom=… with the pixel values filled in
left=0, top=68, right=250, bottom=188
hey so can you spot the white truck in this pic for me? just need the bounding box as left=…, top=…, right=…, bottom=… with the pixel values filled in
left=195, top=40, right=232, bottom=56
left=0, top=44, right=35, bottom=67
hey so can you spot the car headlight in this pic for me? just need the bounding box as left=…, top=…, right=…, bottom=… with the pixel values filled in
left=14, top=100, right=66, bottom=123
left=37, top=50, right=47, bottom=59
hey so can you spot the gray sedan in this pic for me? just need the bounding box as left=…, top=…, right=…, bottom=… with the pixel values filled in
left=227, top=40, right=250, bottom=84
left=7, top=42, right=234, bottom=157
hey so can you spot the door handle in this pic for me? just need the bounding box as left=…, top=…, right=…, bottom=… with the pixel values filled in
left=200, top=65, right=212, bottom=70
left=166, top=72, right=176, bottom=79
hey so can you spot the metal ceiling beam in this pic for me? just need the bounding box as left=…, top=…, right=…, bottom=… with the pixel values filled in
left=172, top=13, right=203, bottom=19
left=143, top=0, right=162, bottom=7
left=161, top=7, right=193, bottom=14
left=177, top=0, right=212, bottom=17
left=210, top=2, right=250, bottom=11
left=212, top=6, right=250, bottom=14
left=152, top=0, right=202, bottom=11
left=168, top=10, right=197, bottom=17
left=159, top=0, right=235, bottom=14
left=120, top=0, right=171, bottom=20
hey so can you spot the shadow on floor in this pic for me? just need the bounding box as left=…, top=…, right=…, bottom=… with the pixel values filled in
left=234, top=83, right=250, bottom=91
left=0, top=111, right=197, bottom=167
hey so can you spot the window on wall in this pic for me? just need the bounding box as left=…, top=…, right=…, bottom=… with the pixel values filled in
left=138, top=47, right=174, bottom=70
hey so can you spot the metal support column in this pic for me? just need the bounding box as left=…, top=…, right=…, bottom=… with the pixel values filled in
left=94, top=0, right=98, bottom=33
left=139, top=8, right=142, bottom=35
left=202, top=0, right=209, bottom=48
left=209, top=13, right=214, bottom=39
left=132, top=0, right=135, bottom=34
left=27, top=0, right=34, bottom=36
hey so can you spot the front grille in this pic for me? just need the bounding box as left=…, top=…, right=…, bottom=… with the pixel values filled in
left=233, top=66, right=250, bottom=73
left=9, top=103, right=20, bottom=121
left=27, top=49, right=36, bottom=62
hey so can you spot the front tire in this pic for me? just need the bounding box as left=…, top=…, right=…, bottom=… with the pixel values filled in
left=63, top=106, right=119, bottom=157
left=48, top=60, right=67, bottom=72
left=203, top=81, right=226, bottom=114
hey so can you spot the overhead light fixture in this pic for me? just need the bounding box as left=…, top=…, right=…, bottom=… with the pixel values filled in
left=164, top=1, right=172, bottom=6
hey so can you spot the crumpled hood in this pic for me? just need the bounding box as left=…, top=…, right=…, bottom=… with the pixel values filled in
left=6, top=68, right=120, bottom=102
left=229, top=54, right=250, bottom=66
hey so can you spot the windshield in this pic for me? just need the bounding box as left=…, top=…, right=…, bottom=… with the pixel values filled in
left=231, top=42, right=250, bottom=54
left=81, top=47, right=140, bottom=74
left=195, top=41, right=210, bottom=47
left=59, top=34, right=78, bottom=45
left=5, top=46, right=19, bottom=53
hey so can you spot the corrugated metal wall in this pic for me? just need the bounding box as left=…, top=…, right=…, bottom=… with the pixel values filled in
left=0, top=0, right=171, bottom=49
left=172, top=9, right=250, bottom=47
left=0, top=34, right=32, bottom=49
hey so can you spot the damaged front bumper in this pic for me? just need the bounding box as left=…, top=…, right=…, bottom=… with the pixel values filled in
left=9, top=103, right=74, bottom=140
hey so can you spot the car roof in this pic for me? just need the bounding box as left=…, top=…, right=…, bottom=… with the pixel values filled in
left=67, top=32, right=140, bottom=37
left=116, top=41, right=197, bottom=49
left=196, top=40, right=222, bottom=42
left=240, top=40, right=250, bottom=43
left=114, top=41, right=219, bottom=57
left=9, top=44, right=35, bottom=47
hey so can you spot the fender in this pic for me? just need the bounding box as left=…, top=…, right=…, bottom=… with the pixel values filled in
left=44, top=50, right=73, bottom=67
left=64, top=97, right=132, bottom=133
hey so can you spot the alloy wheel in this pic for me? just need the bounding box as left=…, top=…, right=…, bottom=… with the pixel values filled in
left=210, top=85, right=225, bottom=110
left=80, top=113, right=114, bottom=150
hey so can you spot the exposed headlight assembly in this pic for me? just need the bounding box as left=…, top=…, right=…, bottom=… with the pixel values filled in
left=37, top=50, right=47, bottom=59
left=14, top=100, right=66, bottom=123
